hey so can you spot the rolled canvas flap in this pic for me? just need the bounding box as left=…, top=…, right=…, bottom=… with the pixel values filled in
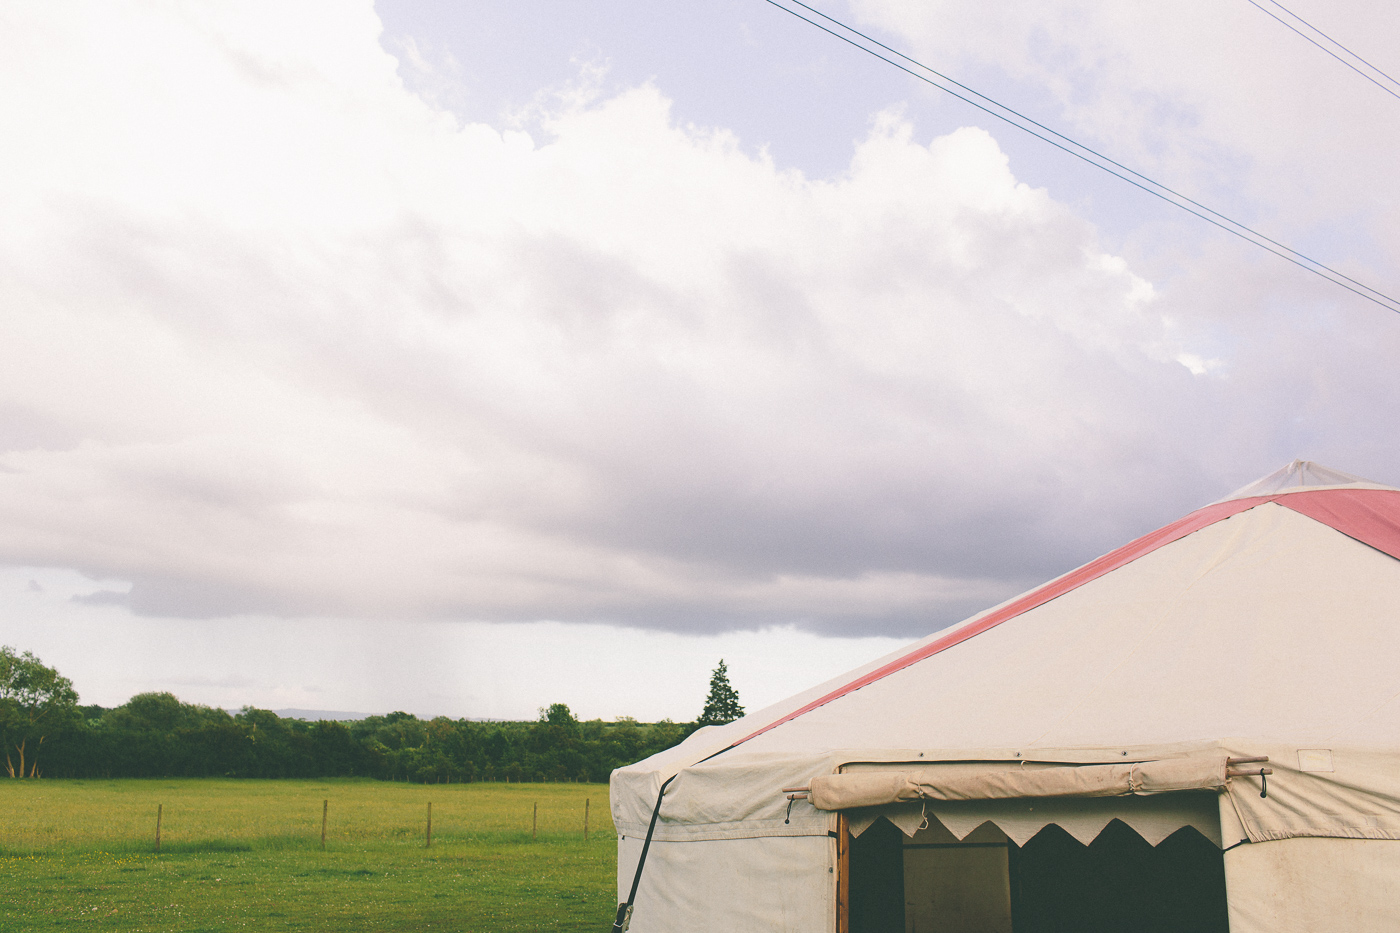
left=810, top=758, right=1227, bottom=810
left=812, top=771, right=923, bottom=810
left=1134, top=756, right=1231, bottom=794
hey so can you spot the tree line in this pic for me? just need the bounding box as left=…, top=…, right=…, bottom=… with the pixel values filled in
left=1, top=646, right=746, bottom=782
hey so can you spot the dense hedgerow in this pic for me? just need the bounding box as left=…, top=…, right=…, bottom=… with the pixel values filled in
left=32, top=694, right=694, bottom=783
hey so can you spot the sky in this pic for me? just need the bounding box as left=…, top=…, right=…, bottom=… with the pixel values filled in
left=2, top=0, right=1399, bottom=722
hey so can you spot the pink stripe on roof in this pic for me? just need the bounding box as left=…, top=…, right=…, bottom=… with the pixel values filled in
left=1277, top=488, right=1400, bottom=561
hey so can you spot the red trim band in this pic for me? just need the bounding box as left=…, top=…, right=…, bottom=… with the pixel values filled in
left=1275, top=489, right=1400, bottom=562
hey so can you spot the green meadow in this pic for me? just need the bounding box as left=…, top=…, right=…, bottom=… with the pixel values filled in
left=0, top=779, right=616, bottom=932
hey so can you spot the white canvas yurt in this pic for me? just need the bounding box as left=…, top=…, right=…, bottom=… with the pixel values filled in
left=610, top=461, right=1400, bottom=933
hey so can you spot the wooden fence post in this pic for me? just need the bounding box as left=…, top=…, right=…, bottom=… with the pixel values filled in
left=426, top=802, right=433, bottom=849
left=155, top=804, right=162, bottom=854
left=321, top=799, right=328, bottom=850
left=584, top=798, right=590, bottom=841
left=532, top=801, right=538, bottom=841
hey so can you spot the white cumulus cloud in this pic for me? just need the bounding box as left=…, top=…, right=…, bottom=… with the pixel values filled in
left=1, top=0, right=1397, bottom=646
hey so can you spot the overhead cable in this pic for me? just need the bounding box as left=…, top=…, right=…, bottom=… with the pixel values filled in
left=761, top=0, right=1400, bottom=315
left=1246, top=0, right=1400, bottom=102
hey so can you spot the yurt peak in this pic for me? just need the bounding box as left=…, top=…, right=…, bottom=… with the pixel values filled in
left=1214, top=459, right=1395, bottom=504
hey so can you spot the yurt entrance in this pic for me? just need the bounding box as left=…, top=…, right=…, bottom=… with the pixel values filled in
left=841, top=807, right=1228, bottom=933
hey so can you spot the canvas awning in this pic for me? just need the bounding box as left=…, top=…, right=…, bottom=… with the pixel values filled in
left=842, top=793, right=1225, bottom=846
left=804, top=757, right=1233, bottom=846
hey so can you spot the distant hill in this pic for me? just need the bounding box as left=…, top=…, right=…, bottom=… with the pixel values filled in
left=224, top=708, right=512, bottom=722
left=222, top=708, right=371, bottom=721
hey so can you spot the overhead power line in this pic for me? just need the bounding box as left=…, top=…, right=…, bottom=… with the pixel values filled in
left=1246, top=0, right=1400, bottom=103
left=761, top=0, right=1400, bottom=316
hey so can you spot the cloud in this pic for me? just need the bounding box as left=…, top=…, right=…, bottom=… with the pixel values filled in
left=849, top=0, right=1400, bottom=257
left=1, top=1, right=1397, bottom=639
left=70, top=590, right=131, bottom=608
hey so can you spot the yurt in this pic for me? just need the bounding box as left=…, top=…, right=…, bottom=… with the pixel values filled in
left=610, top=461, right=1400, bottom=933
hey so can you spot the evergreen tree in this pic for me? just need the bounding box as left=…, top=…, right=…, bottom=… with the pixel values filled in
left=698, top=660, right=744, bottom=726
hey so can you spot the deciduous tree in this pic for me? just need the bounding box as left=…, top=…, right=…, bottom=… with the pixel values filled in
left=0, top=646, right=79, bottom=778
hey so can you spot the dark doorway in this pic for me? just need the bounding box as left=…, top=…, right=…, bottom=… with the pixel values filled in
left=1009, top=820, right=1229, bottom=933
left=845, top=816, right=1228, bottom=933
left=849, top=817, right=905, bottom=933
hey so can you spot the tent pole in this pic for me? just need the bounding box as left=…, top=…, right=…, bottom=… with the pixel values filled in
left=836, top=812, right=850, bottom=933
left=612, top=774, right=677, bottom=933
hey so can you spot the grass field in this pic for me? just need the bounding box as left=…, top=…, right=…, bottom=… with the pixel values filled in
left=0, top=778, right=617, bottom=932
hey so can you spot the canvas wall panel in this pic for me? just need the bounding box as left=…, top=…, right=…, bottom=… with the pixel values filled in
left=617, top=834, right=832, bottom=933
left=1224, top=837, right=1400, bottom=932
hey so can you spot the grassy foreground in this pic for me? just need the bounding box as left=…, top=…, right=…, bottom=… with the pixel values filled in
left=0, top=778, right=617, bottom=932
